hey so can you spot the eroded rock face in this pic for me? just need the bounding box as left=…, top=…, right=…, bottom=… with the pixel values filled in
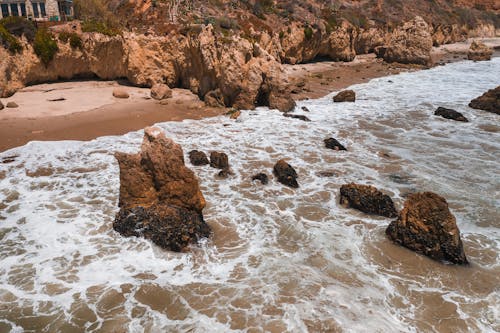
left=333, top=90, right=355, bottom=103
left=383, top=16, right=433, bottom=65
left=469, top=86, right=499, bottom=114
left=340, top=183, right=397, bottom=218
left=434, top=107, right=469, bottom=122
left=273, top=159, right=299, bottom=188
left=151, top=83, right=172, bottom=100
left=386, top=192, right=468, bottom=264
left=113, top=127, right=210, bottom=251
left=467, top=40, right=493, bottom=61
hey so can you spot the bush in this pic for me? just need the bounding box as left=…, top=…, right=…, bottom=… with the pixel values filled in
left=81, top=20, right=120, bottom=36
left=0, top=24, right=23, bottom=53
left=59, top=31, right=83, bottom=49
left=0, top=16, right=36, bottom=42
left=34, top=28, right=59, bottom=65
left=304, top=26, right=314, bottom=40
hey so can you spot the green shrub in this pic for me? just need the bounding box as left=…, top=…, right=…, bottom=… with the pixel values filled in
left=0, top=24, right=23, bottom=53
left=0, top=16, right=36, bottom=41
left=34, top=28, right=59, bottom=66
left=59, top=31, right=83, bottom=49
left=304, top=26, right=314, bottom=40
left=81, top=20, right=120, bottom=36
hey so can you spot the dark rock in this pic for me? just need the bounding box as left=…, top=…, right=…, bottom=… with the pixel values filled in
left=386, top=192, right=468, bottom=264
left=333, top=90, right=355, bottom=103
left=434, top=107, right=468, bottom=122
left=252, top=173, right=269, bottom=185
left=301, top=106, right=310, bottom=112
left=469, top=86, right=499, bottom=115
left=0, top=101, right=3, bottom=110
left=6, top=102, right=18, bottom=108
left=47, top=97, right=66, bottom=102
left=324, top=138, right=347, bottom=151
left=316, top=171, right=338, bottom=177
left=210, top=151, right=229, bottom=169
left=217, top=169, right=233, bottom=179
left=273, top=159, right=298, bottom=188
left=340, top=183, right=397, bottom=218
left=283, top=113, right=311, bottom=122
left=189, top=150, right=209, bottom=166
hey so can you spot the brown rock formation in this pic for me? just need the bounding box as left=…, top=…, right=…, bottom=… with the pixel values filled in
left=113, top=127, right=210, bottom=251
left=188, top=150, right=209, bottom=166
left=209, top=152, right=229, bottom=170
left=467, top=40, right=493, bottom=61
left=386, top=192, right=468, bottom=264
left=340, top=184, right=397, bottom=218
left=469, top=86, right=500, bottom=115
left=333, top=90, right=356, bottom=103
left=273, top=159, right=299, bottom=188
left=150, top=83, right=172, bottom=100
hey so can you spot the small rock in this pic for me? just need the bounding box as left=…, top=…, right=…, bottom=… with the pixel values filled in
left=230, top=110, right=241, bottom=119
left=301, top=106, right=310, bottom=112
left=6, top=102, right=18, bottom=108
left=467, top=40, right=493, bottom=61
left=324, top=138, right=347, bottom=151
left=434, top=107, right=468, bottom=122
left=469, top=86, right=499, bottom=115
left=252, top=173, right=269, bottom=185
left=189, top=150, right=209, bottom=166
left=151, top=84, right=173, bottom=100
left=339, top=183, right=397, bottom=218
left=210, top=152, right=229, bottom=170
left=386, top=192, right=468, bottom=264
left=217, top=169, right=232, bottom=179
left=316, top=171, right=338, bottom=177
left=0, top=101, right=3, bottom=110
left=47, top=97, right=66, bottom=102
left=273, top=159, right=298, bottom=188
left=333, top=90, right=355, bottom=103
left=113, top=89, right=129, bottom=99
left=283, top=114, right=311, bottom=122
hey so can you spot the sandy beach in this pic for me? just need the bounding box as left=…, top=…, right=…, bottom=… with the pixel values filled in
left=1, top=38, right=498, bottom=153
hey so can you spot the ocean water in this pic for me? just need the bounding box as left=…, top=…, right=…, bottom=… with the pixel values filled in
left=0, top=59, right=499, bottom=333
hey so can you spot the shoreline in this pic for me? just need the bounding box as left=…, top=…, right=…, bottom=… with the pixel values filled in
left=1, top=38, right=499, bottom=153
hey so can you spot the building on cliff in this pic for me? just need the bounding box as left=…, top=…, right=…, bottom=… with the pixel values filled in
left=0, top=0, right=73, bottom=21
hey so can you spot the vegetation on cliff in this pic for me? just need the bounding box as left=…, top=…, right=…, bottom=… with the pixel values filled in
left=33, top=29, right=59, bottom=66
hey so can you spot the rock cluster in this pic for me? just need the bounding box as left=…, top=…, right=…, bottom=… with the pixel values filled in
left=469, top=86, right=499, bottom=114
left=339, top=184, right=398, bottom=218
left=386, top=192, right=468, bottom=264
left=113, top=127, right=210, bottom=251
left=434, top=107, right=468, bottom=122
left=467, top=40, right=493, bottom=61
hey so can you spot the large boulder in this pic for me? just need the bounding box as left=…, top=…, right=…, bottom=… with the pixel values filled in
left=434, top=107, right=468, bottom=122
left=333, top=90, right=355, bottom=103
left=189, top=150, right=209, bottom=166
left=469, top=86, right=499, bottom=115
left=383, top=16, right=433, bottom=65
left=467, top=40, right=493, bottom=61
left=273, top=159, right=299, bottom=188
left=150, top=83, right=172, bottom=100
left=340, top=184, right=398, bottom=218
left=386, top=192, right=468, bottom=264
left=113, top=127, right=210, bottom=251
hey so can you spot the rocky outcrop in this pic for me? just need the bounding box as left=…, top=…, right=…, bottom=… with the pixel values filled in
left=469, top=86, right=499, bottom=115
left=333, top=90, right=356, bottom=103
left=324, top=138, right=347, bottom=151
left=386, top=192, right=468, bottom=264
left=209, top=151, right=229, bottom=170
left=113, top=127, right=210, bottom=251
left=434, top=107, right=469, bottom=122
left=382, top=16, right=433, bottom=65
left=340, top=184, right=398, bottom=218
left=467, top=40, right=493, bottom=61
left=150, top=83, right=172, bottom=100
left=188, top=150, right=209, bottom=166
left=273, top=159, right=299, bottom=188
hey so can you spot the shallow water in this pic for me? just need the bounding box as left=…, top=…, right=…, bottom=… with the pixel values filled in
left=0, top=59, right=499, bottom=332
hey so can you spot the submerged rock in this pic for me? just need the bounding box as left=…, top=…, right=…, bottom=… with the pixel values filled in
left=467, top=40, right=493, bottom=61
left=283, top=114, right=311, bottom=122
left=188, top=150, right=209, bottom=166
left=469, top=86, right=499, bottom=115
left=113, top=88, right=129, bottom=99
left=273, top=159, right=299, bottom=188
left=151, top=83, right=172, bottom=100
left=434, top=107, right=469, bottom=122
left=252, top=173, right=269, bottom=185
left=113, top=127, right=210, bottom=251
left=324, top=138, right=347, bottom=151
left=340, top=183, right=397, bottom=218
left=386, top=192, right=468, bottom=264
left=333, top=90, right=356, bottom=103
left=210, top=151, right=229, bottom=170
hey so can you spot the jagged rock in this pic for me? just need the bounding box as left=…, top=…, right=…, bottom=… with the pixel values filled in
left=283, top=113, right=311, bottom=122
left=324, top=138, right=347, bottom=151
left=188, top=150, right=209, bottom=166
left=113, top=88, right=129, bottom=99
left=383, top=16, right=433, bottom=65
left=210, top=152, right=229, bottom=170
left=113, top=127, right=210, bottom=251
left=339, top=183, right=397, bottom=218
left=6, top=102, right=18, bottom=108
left=333, top=90, right=355, bottom=103
left=386, top=192, right=468, bottom=264
left=273, top=159, right=298, bottom=188
left=151, top=83, right=172, bottom=100
left=469, top=86, right=499, bottom=115
left=434, top=107, right=469, bottom=122
left=467, top=40, right=493, bottom=61
left=252, top=173, right=269, bottom=185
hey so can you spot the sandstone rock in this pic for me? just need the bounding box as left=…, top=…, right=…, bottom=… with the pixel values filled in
left=386, top=192, right=468, bottom=264
left=273, top=159, right=298, bottom=188
left=188, top=150, right=209, bottom=166
left=467, top=40, right=493, bottom=61
left=469, top=86, right=499, bottom=115
left=383, top=16, right=433, bottom=65
left=339, top=183, right=397, bottom=218
left=283, top=113, right=311, bottom=122
left=113, top=88, right=129, bottom=99
left=6, top=102, right=18, bottom=108
left=210, top=152, right=229, bottom=170
left=150, top=83, right=172, bottom=100
left=252, top=173, right=269, bottom=185
left=113, top=127, right=209, bottom=251
left=333, top=90, right=355, bottom=103
left=324, top=138, right=347, bottom=151
left=434, top=107, right=469, bottom=122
